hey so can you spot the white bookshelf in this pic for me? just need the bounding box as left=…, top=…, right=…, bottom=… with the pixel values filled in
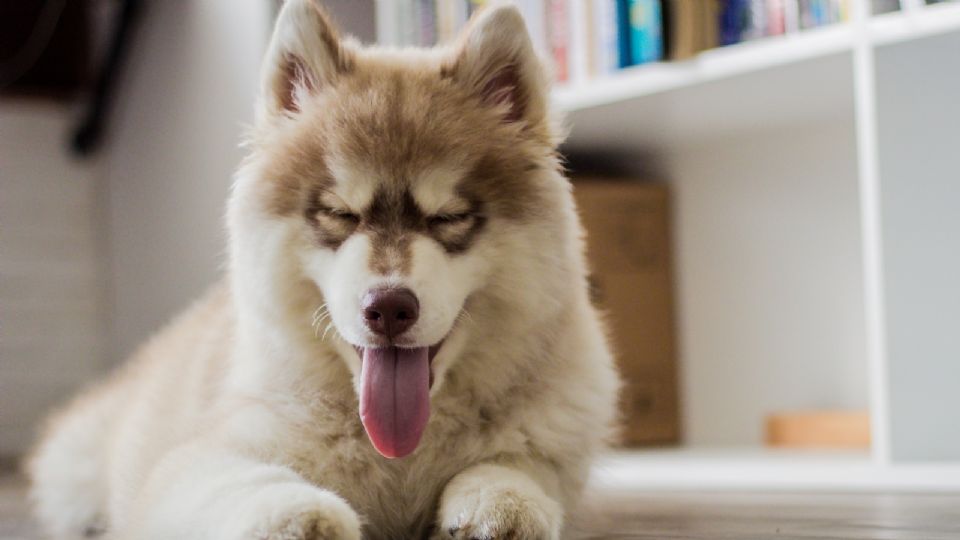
left=559, top=0, right=960, bottom=490
left=555, top=1, right=960, bottom=111
left=371, top=0, right=960, bottom=489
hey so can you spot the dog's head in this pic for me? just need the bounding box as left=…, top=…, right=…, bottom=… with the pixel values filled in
left=230, top=1, right=572, bottom=458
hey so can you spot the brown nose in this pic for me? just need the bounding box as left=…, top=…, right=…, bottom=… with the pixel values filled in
left=362, top=288, right=419, bottom=339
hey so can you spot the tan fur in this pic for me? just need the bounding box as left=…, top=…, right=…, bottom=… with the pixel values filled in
left=28, top=3, right=619, bottom=539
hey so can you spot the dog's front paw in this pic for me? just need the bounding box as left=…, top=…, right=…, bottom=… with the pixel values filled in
left=435, top=465, right=562, bottom=540
left=250, top=489, right=361, bottom=540
left=439, top=492, right=554, bottom=540
left=259, top=508, right=359, bottom=540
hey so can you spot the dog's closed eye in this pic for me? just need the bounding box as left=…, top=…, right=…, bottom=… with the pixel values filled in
left=427, top=212, right=473, bottom=228
left=310, top=204, right=361, bottom=249
left=319, top=206, right=361, bottom=224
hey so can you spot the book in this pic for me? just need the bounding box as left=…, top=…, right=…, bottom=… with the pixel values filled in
left=628, top=0, right=664, bottom=64
left=720, top=0, right=749, bottom=46
left=398, top=0, right=417, bottom=46
left=665, top=0, right=720, bottom=59
left=467, top=0, right=486, bottom=17
left=590, top=0, right=622, bottom=73
left=515, top=0, right=549, bottom=56
left=380, top=0, right=858, bottom=84
left=547, top=0, right=570, bottom=82
left=665, top=0, right=700, bottom=59
left=616, top=0, right=632, bottom=67
left=418, top=0, right=436, bottom=46
left=767, top=0, right=787, bottom=35
left=585, top=0, right=596, bottom=74
left=436, top=1, right=469, bottom=44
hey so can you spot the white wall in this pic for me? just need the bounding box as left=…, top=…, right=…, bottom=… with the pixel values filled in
left=0, top=105, right=105, bottom=456
left=0, top=0, right=378, bottom=456
left=101, top=1, right=270, bottom=361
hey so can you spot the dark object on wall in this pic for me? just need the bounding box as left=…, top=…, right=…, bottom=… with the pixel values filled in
left=71, top=0, right=142, bottom=156
left=1, top=0, right=142, bottom=157
left=0, top=0, right=91, bottom=99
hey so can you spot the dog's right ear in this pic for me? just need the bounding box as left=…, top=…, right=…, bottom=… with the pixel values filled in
left=446, top=5, right=548, bottom=128
left=260, top=0, right=351, bottom=116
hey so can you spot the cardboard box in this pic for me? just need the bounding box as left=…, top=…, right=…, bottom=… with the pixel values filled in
left=574, top=179, right=680, bottom=446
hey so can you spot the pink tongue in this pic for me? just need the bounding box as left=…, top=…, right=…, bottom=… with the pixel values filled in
left=359, top=347, right=431, bottom=458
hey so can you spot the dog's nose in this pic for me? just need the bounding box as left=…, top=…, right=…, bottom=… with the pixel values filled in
left=362, top=288, right=419, bottom=339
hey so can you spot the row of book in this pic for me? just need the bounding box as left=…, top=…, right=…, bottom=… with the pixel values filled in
left=377, top=0, right=663, bottom=82
left=376, top=1, right=866, bottom=84
left=718, top=1, right=851, bottom=47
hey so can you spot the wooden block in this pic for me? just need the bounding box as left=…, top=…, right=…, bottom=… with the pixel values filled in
left=765, top=411, right=871, bottom=449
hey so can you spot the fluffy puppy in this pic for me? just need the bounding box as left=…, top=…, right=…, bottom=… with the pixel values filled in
left=28, top=2, right=619, bottom=539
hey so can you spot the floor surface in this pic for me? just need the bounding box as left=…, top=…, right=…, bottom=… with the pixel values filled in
left=4, top=474, right=960, bottom=539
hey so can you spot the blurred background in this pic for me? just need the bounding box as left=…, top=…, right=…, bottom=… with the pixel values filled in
left=2, top=0, right=959, bottom=492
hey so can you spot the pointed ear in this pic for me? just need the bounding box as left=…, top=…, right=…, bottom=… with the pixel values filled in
left=260, top=0, right=352, bottom=116
left=446, top=5, right=548, bottom=126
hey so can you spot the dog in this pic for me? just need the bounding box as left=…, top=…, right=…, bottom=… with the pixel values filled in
left=28, top=2, right=619, bottom=538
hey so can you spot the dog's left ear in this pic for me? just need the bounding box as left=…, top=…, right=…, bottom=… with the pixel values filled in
left=447, top=5, right=548, bottom=127
left=259, top=0, right=352, bottom=117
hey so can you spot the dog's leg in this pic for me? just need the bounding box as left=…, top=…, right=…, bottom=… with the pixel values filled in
left=119, top=443, right=362, bottom=540
left=434, top=463, right=563, bottom=540
left=28, top=392, right=113, bottom=540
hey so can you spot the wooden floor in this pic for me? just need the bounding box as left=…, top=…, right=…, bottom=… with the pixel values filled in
left=4, top=474, right=960, bottom=539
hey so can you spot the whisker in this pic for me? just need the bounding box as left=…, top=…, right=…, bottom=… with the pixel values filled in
left=311, top=304, right=331, bottom=328
left=321, top=321, right=336, bottom=342
left=309, top=302, right=338, bottom=342
left=311, top=303, right=328, bottom=321
left=313, top=312, right=331, bottom=327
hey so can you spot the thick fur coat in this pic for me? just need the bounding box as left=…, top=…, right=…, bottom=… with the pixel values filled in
left=28, top=2, right=619, bottom=539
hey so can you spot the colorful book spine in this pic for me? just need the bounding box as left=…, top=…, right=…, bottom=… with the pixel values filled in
left=591, top=0, right=621, bottom=74
left=468, top=0, right=486, bottom=17
left=838, top=0, right=852, bottom=22
left=812, top=0, right=828, bottom=26
left=616, top=0, right=632, bottom=67
left=451, top=1, right=470, bottom=38
left=767, top=0, right=787, bottom=35
left=516, top=0, right=548, bottom=56
left=398, top=0, right=417, bottom=46
left=628, top=0, right=664, bottom=64
left=547, top=0, right=570, bottom=82
left=744, top=0, right=769, bottom=40
left=646, top=0, right=664, bottom=62
left=382, top=0, right=857, bottom=84
left=798, top=0, right=843, bottom=28
left=783, top=0, right=801, bottom=32
left=720, top=0, right=748, bottom=46
left=418, top=0, right=436, bottom=46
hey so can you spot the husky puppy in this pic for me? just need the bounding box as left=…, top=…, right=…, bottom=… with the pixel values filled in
left=28, top=2, right=618, bottom=538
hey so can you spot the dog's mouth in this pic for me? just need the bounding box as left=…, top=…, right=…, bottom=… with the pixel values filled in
left=354, top=342, right=443, bottom=459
